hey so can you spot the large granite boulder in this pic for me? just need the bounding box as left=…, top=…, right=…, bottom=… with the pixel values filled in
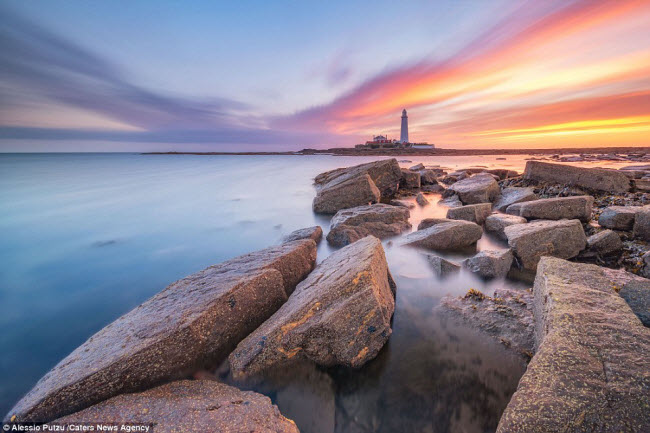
left=523, top=161, right=630, bottom=193
left=312, top=173, right=380, bottom=214
left=326, top=204, right=411, bottom=247
left=504, top=219, right=586, bottom=271
left=283, top=226, right=323, bottom=244
left=586, top=229, right=622, bottom=255
left=446, top=203, right=492, bottom=225
left=447, top=173, right=500, bottom=204
left=598, top=206, right=640, bottom=231
left=403, top=220, right=483, bottom=251
left=400, top=168, right=421, bottom=189
left=485, top=213, right=527, bottom=240
left=463, top=249, right=514, bottom=279
left=438, top=288, right=534, bottom=358
left=633, top=205, right=650, bottom=240
left=493, top=187, right=537, bottom=212
left=314, top=158, right=402, bottom=197
left=417, top=218, right=455, bottom=230
left=5, top=240, right=318, bottom=423
left=496, top=258, right=650, bottom=433
left=506, top=196, right=593, bottom=222
left=53, top=381, right=299, bottom=433
left=424, top=254, right=461, bottom=277
left=229, top=236, right=395, bottom=377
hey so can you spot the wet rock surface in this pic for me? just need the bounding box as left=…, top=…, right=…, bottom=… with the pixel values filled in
left=229, top=236, right=395, bottom=377
left=493, top=187, right=537, bottom=212
left=585, top=229, right=623, bottom=256
left=326, top=204, right=411, bottom=247
left=463, top=249, right=514, bottom=279
left=313, top=173, right=380, bottom=214
left=283, top=226, right=323, bottom=244
left=523, top=161, right=631, bottom=193
left=415, top=192, right=429, bottom=206
left=497, top=257, right=650, bottom=433
left=438, top=288, right=534, bottom=359
left=598, top=205, right=640, bottom=230
left=448, top=173, right=500, bottom=204
left=485, top=213, right=527, bottom=240
left=446, top=203, right=492, bottom=225
left=423, top=254, right=461, bottom=277
left=506, top=195, right=594, bottom=222
left=54, top=380, right=299, bottom=433
left=505, top=219, right=586, bottom=271
left=403, top=220, right=483, bottom=251
left=6, top=240, right=318, bottom=423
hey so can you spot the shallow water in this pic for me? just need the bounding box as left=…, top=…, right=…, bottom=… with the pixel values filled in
left=0, top=152, right=615, bottom=430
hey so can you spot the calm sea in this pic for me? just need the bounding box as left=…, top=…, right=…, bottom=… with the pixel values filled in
left=0, top=152, right=615, bottom=431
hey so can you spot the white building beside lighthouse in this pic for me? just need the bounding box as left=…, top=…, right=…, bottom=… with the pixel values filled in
left=400, top=109, right=409, bottom=143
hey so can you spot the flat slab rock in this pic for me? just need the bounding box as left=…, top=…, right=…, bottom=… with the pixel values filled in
left=229, top=236, right=395, bottom=378
left=494, top=187, right=537, bottom=212
left=54, top=380, right=299, bottom=433
left=283, top=225, right=323, bottom=244
left=504, top=219, right=586, bottom=271
left=447, top=173, right=500, bottom=204
left=437, top=288, right=534, bottom=359
left=314, top=158, right=402, bottom=197
left=506, top=195, right=594, bottom=222
left=5, top=240, right=317, bottom=423
left=326, top=204, right=411, bottom=247
left=463, top=249, right=514, bottom=279
left=485, top=213, right=527, bottom=240
left=598, top=205, right=641, bottom=231
left=446, top=203, right=492, bottom=225
left=423, top=254, right=461, bottom=277
left=497, top=257, right=650, bottom=433
left=523, top=161, right=630, bottom=193
left=403, top=219, right=483, bottom=251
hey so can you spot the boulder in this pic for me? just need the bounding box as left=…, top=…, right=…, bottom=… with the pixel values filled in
left=229, top=236, right=395, bottom=377
left=485, top=214, right=527, bottom=240
left=421, top=184, right=445, bottom=193
left=493, top=187, right=537, bottom=212
left=446, top=203, right=492, bottom=225
left=53, top=381, right=299, bottom=433
left=423, top=254, right=461, bottom=277
left=463, top=249, right=514, bottom=279
left=313, top=174, right=380, bottom=214
left=5, top=240, right=317, bottom=423
left=314, top=158, right=402, bottom=197
left=438, top=289, right=534, bottom=358
left=418, top=169, right=438, bottom=185
left=409, top=163, right=425, bottom=171
left=417, top=218, right=454, bottom=230
left=598, top=206, right=640, bottom=231
left=523, top=161, right=630, bottom=193
left=586, top=229, right=623, bottom=255
left=506, top=196, right=594, bottom=222
left=633, top=205, right=650, bottom=240
left=326, top=204, right=411, bottom=247
left=283, top=226, right=323, bottom=244
left=389, top=199, right=415, bottom=209
left=415, top=192, right=429, bottom=206
left=642, top=251, right=650, bottom=279
left=504, top=219, right=586, bottom=271
left=400, top=168, right=421, bottom=189
left=634, top=178, right=650, bottom=192
left=447, top=173, right=500, bottom=204
left=403, top=220, right=483, bottom=251
left=496, top=258, right=650, bottom=433
left=619, top=280, right=650, bottom=327
left=438, top=195, right=463, bottom=208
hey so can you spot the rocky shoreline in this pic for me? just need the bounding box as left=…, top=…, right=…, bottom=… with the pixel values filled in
left=5, top=156, right=650, bottom=432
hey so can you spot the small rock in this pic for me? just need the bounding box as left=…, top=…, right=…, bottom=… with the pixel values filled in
left=446, top=203, right=492, bottom=225
left=448, top=173, right=500, bottom=204
left=389, top=199, right=415, bottom=209
left=421, top=184, right=445, bottom=193
left=633, top=205, right=650, bottom=240
left=485, top=214, right=527, bottom=240
left=417, top=218, right=454, bottom=230
left=418, top=169, right=438, bottom=185
left=312, top=174, right=380, bottom=214
left=409, top=163, right=425, bottom=171
left=416, top=192, right=429, bottom=206
left=400, top=168, right=421, bottom=189
left=438, top=195, right=463, bottom=208
left=598, top=206, right=640, bottom=231
left=586, top=229, right=623, bottom=255
left=463, top=249, right=514, bottom=278
left=283, top=226, right=323, bottom=244
left=327, top=204, right=411, bottom=247
left=403, top=220, right=483, bottom=250
left=424, top=254, right=461, bottom=277
left=494, top=187, right=537, bottom=212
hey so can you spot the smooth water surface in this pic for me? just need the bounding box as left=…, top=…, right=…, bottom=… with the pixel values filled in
left=1, top=153, right=569, bottom=430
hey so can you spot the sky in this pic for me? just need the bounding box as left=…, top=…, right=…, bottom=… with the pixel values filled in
left=1, top=0, right=649, bottom=151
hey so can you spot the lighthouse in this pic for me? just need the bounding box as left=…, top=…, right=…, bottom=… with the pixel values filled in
left=400, top=109, right=409, bottom=144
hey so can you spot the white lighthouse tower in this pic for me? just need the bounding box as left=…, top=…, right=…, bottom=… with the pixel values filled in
left=400, top=109, right=409, bottom=144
